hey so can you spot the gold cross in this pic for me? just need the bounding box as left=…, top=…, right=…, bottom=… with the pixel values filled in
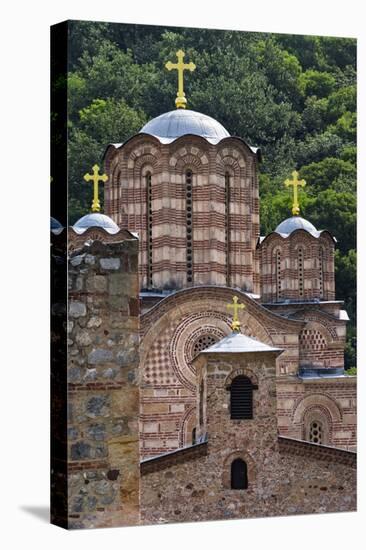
left=284, top=170, right=306, bottom=216
left=165, top=49, right=196, bottom=109
left=83, top=164, right=108, bottom=212
left=227, top=295, right=245, bottom=332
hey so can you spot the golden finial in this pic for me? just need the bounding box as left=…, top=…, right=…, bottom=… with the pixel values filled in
left=165, top=49, right=196, bottom=109
left=227, top=295, right=245, bottom=332
left=83, top=164, right=108, bottom=212
left=284, top=170, right=306, bottom=216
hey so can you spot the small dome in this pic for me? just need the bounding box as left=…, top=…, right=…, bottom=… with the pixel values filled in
left=73, top=213, right=120, bottom=235
left=275, top=216, right=319, bottom=237
left=51, top=216, right=63, bottom=234
left=140, top=109, right=230, bottom=143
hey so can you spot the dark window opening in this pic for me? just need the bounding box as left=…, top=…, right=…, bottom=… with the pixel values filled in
left=199, top=381, right=204, bottom=426
left=231, top=458, right=248, bottom=490
left=186, top=170, right=193, bottom=284
left=225, top=172, right=231, bottom=286
left=192, top=427, right=196, bottom=445
left=230, top=376, right=255, bottom=420
left=276, top=250, right=282, bottom=300
left=146, top=172, right=153, bottom=288
left=298, top=248, right=304, bottom=298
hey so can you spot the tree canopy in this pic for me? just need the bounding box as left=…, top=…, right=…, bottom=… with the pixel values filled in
left=63, top=21, right=356, bottom=368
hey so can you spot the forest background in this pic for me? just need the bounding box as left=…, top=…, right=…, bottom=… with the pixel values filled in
left=65, top=21, right=357, bottom=369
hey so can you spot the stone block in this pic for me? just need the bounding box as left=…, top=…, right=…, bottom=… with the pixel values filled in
left=88, top=348, right=113, bottom=365
left=85, top=395, right=110, bottom=418
left=87, top=275, right=107, bottom=292
left=100, top=258, right=121, bottom=270
left=69, top=301, right=86, bottom=318
left=170, top=403, right=185, bottom=413
left=76, top=330, right=92, bottom=347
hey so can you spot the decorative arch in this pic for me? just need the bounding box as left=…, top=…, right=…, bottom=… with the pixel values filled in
left=292, top=393, right=342, bottom=425
left=179, top=406, right=197, bottom=447
left=215, top=153, right=243, bottom=177
left=140, top=287, right=297, bottom=367
left=132, top=152, right=159, bottom=175
left=215, top=144, right=247, bottom=176
left=225, top=367, right=259, bottom=389
left=302, top=405, right=333, bottom=445
left=292, top=313, right=338, bottom=342
left=176, top=154, right=204, bottom=173
left=222, top=450, right=257, bottom=490
left=168, top=142, right=208, bottom=173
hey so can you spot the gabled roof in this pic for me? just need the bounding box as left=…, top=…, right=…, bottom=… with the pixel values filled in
left=200, top=331, right=282, bottom=355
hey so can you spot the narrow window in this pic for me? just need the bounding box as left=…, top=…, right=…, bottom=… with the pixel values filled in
left=231, top=458, right=248, bottom=490
left=298, top=248, right=304, bottom=298
left=319, top=248, right=324, bottom=299
left=309, top=421, right=323, bottom=445
left=225, top=172, right=231, bottom=286
left=230, top=376, right=254, bottom=420
left=192, top=427, right=196, bottom=445
left=146, top=172, right=153, bottom=288
left=276, top=250, right=282, bottom=301
left=186, top=170, right=193, bottom=284
left=199, top=381, right=204, bottom=426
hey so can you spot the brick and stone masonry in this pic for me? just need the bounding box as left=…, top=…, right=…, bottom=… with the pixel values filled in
left=66, top=229, right=140, bottom=528
left=104, top=136, right=260, bottom=293
left=140, top=343, right=356, bottom=524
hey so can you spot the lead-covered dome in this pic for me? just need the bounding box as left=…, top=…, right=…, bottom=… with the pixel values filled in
left=73, top=213, right=120, bottom=235
left=275, top=216, right=320, bottom=238
left=139, top=109, right=230, bottom=143
left=51, top=216, right=63, bottom=234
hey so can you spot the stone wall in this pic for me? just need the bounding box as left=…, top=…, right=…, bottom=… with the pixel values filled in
left=67, top=232, right=140, bottom=528
left=140, top=347, right=356, bottom=524
left=141, top=437, right=356, bottom=524
left=277, top=377, right=357, bottom=450
left=139, top=287, right=304, bottom=459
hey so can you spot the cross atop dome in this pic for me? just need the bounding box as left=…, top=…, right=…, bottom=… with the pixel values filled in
left=165, top=50, right=196, bottom=109
left=284, top=170, right=306, bottom=216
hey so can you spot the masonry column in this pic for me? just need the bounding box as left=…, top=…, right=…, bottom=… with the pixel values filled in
left=66, top=231, right=140, bottom=529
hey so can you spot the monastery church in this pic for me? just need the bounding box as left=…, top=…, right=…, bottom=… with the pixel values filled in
left=53, top=49, right=357, bottom=528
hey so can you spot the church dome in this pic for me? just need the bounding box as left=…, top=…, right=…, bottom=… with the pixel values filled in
left=140, top=109, right=230, bottom=143
left=275, top=216, right=319, bottom=237
left=50, top=216, right=63, bottom=234
left=72, top=213, right=120, bottom=235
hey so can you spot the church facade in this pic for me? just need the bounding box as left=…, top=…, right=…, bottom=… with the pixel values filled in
left=103, top=96, right=356, bottom=459
left=57, top=50, right=356, bottom=529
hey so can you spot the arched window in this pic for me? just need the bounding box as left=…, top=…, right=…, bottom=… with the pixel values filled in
left=186, top=170, right=193, bottom=284
left=309, top=420, right=323, bottom=445
left=192, top=427, right=196, bottom=445
left=145, top=172, right=153, bottom=288
left=231, top=458, right=248, bottom=490
left=230, top=376, right=256, bottom=420
left=275, top=249, right=282, bottom=300
left=225, top=172, right=231, bottom=286
left=298, top=247, right=304, bottom=298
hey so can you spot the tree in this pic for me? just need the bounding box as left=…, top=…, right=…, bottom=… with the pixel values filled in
left=299, top=157, right=356, bottom=194
left=299, top=69, right=336, bottom=98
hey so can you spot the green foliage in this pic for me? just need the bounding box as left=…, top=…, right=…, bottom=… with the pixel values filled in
left=329, top=111, right=357, bottom=141
left=327, top=85, right=356, bottom=122
left=346, top=367, right=357, bottom=376
left=340, top=145, right=357, bottom=164
left=65, top=23, right=356, bottom=361
left=299, top=69, right=336, bottom=98
left=299, top=158, right=356, bottom=194
left=78, top=98, right=147, bottom=143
